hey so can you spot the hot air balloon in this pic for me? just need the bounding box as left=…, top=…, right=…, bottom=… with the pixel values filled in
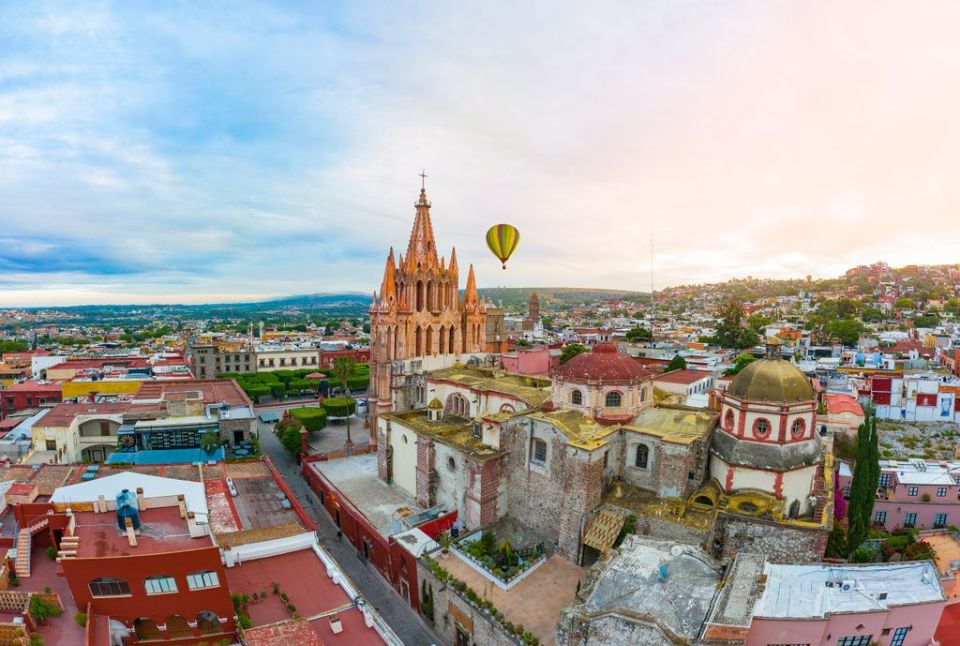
left=486, top=223, right=520, bottom=269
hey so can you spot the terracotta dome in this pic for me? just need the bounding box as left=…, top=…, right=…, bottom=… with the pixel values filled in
left=727, top=359, right=814, bottom=403
left=558, top=343, right=649, bottom=382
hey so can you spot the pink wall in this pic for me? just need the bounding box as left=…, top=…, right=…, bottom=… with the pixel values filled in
left=747, top=601, right=945, bottom=646
left=499, top=348, right=552, bottom=376
left=872, top=499, right=960, bottom=531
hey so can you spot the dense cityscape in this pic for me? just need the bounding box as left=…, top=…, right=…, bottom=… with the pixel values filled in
left=1, top=186, right=960, bottom=645
left=5, top=3, right=960, bottom=646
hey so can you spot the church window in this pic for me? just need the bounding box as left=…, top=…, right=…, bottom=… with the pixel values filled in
left=605, top=391, right=622, bottom=407
left=724, top=409, right=735, bottom=432
left=791, top=418, right=805, bottom=438
left=500, top=403, right=515, bottom=413
left=571, top=390, right=583, bottom=406
left=640, top=388, right=648, bottom=402
left=753, top=418, right=771, bottom=438
left=635, top=444, right=649, bottom=469
left=447, top=456, right=456, bottom=472
left=531, top=438, right=547, bottom=465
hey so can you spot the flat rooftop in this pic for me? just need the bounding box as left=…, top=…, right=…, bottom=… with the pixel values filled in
left=310, top=453, right=423, bottom=537
left=654, top=369, right=712, bottom=385
left=72, top=506, right=212, bottom=558
left=754, top=561, right=945, bottom=619
left=442, top=550, right=584, bottom=646
left=225, top=546, right=386, bottom=646
left=625, top=406, right=717, bottom=445
left=582, top=536, right=720, bottom=642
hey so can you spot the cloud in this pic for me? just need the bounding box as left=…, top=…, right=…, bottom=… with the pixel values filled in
left=2, top=1, right=960, bottom=305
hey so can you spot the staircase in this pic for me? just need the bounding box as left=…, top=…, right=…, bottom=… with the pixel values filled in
left=14, top=516, right=49, bottom=579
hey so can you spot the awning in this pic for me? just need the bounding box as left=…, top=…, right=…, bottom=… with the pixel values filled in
left=583, top=509, right=626, bottom=553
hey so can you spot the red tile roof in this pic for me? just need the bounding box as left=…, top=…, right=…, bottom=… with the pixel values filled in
left=558, top=343, right=652, bottom=383
left=825, top=393, right=865, bottom=417
left=654, top=369, right=711, bottom=385
left=2, top=380, right=62, bottom=393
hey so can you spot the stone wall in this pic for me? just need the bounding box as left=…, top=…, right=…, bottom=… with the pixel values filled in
left=503, top=417, right=604, bottom=561
left=417, top=561, right=521, bottom=646
left=465, top=457, right=502, bottom=529
left=556, top=611, right=676, bottom=646
left=619, top=431, right=709, bottom=500
left=416, top=436, right=436, bottom=508
left=714, top=514, right=827, bottom=563
left=219, top=416, right=256, bottom=443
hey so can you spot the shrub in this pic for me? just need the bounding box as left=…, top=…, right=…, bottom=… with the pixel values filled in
left=922, top=493, right=932, bottom=502
left=28, top=595, right=61, bottom=622
left=852, top=544, right=878, bottom=563
left=322, top=397, right=357, bottom=418
left=237, top=613, right=252, bottom=629
left=74, top=612, right=87, bottom=627
left=45, top=546, right=56, bottom=561
left=903, top=540, right=938, bottom=562
left=289, top=407, right=327, bottom=433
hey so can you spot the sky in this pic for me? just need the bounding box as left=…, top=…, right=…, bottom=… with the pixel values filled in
left=2, top=1, right=960, bottom=306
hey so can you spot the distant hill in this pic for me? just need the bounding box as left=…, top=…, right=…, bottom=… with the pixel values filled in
left=477, top=287, right=649, bottom=311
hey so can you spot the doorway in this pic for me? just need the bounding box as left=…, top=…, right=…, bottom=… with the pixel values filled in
left=233, top=430, right=245, bottom=444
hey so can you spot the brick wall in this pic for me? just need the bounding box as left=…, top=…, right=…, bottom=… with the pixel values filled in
left=716, top=515, right=826, bottom=563
left=416, top=437, right=436, bottom=508
left=465, top=458, right=501, bottom=529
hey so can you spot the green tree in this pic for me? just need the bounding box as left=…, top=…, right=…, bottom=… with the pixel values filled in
left=560, top=343, right=588, bottom=363
left=280, top=425, right=304, bottom=456
left=894, top=297, right=915, bottom=310
left=331, top=357, right=356, bottom=445
left=826, top=319, right=866, bottom=346
left=200, top=431, right=221, bottom=453
left=846, top=414, right=879, bottom=556
left=725, top=353, right=757, bottom=376
left=666, top=354, right=687, bottom=371
left=713, top=300, right=759, bottom=349
left=0, top=340, right=29, bottom=354
left=824, top=525, right=847, bottom=559
left=625, top=327, right=652, bottom=343
left=914, top=314, right=940, bottom=328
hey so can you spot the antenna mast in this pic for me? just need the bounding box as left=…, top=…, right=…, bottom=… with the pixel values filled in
left=650, top=234, right=655, bottom=337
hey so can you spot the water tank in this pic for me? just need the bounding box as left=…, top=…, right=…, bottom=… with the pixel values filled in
left=116, top=489, right=141, bottom=531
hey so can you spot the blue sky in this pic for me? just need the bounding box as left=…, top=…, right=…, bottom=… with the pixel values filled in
left=2, top=2, right=960, bottom=305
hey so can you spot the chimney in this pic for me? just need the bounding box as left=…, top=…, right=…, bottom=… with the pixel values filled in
left=136, top=487, right=147, bottom=510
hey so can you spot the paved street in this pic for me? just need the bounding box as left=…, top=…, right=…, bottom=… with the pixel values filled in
left=256, top=416, right=441, bottom=646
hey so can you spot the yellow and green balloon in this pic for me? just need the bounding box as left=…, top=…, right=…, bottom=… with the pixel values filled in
left=485, top=223, right=520, bottom=269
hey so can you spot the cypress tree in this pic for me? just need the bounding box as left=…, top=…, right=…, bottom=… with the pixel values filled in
left=846, top=412, right=879, bottom=557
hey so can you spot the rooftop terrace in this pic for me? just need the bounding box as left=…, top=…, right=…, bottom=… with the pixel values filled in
left=753, top=561, right=945, bottom=619
left=309, top=453, right=424, bottom=537
left=72, top=506, right=211, bottom=558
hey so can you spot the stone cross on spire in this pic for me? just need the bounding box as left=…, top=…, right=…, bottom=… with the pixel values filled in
left=419, top=169, right=427, bottom=190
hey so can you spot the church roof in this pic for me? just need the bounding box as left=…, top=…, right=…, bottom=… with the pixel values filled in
left=624, top=406, right=717, bottom=445
left=726, top=359, right=815, bottom=403
left=525, top=409, right=619, bottom=450
left=557, top=343, right=651, bottom=383
left=428, top=367, right=551, bottom=407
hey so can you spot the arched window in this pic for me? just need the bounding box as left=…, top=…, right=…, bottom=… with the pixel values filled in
left=446, top=393, right=469, bottom=418
left=724, top=409, right=735, bottom=432
left=530, top=438, right=547, bottom=465
left=753, top=418, right=771, bottom=439
left=605, top=391, right=622, bottom=407
left=635, top=444, right=649, bottom=469
left=447, top=456, right=457, bottom=472
left=571, top=389, right=583, bottom=406
left=500, top=403, right=515, bottom=413
left=791, top=418, right=806, bottom=438
left=640, top=388, right=648, bottom=402
left=197, top=611, right=221, bottom=634
left=89, top=577, right=131, bottom=597
left=144, top=575, right=177, bottom=595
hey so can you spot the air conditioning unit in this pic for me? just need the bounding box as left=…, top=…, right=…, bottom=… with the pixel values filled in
left=841, top=580, right=854, bottom=592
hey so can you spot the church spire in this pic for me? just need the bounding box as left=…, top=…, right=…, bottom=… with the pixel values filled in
left=464, top=264, right=478, bottom=307
left=406, top=175, right=439, bottom=269
left=379, top=247, right=397, bottom=304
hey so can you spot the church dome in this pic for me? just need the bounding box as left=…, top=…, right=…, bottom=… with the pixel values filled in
left=727, top=359, right=815, bottom=403
left=558, top=343, right=649, bottom=383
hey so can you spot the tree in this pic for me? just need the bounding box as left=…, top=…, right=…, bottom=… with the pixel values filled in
left=725, top=353, right=757, bottom=376
left=824, top=525, right=847, bottom=558
left=713, top=300, right=759, bottom=349
left=289, top=407, right=327, bottom=433
left=666, top=354, right=687, bottom=371
left=914, top=314, right=940, bottom=329
left=280, top=425, right=304, bottom=456
left=322, top=397, right=356, bottom=418
left=826, top=319, right=866, bottom=346
left=0, top=340, right=29, bottom=354
left=846, top=414, right=879, bottom=556
left=560, top=343, right=588, bottom=364
left=625, top=327, right=652, bottom=343
left=200, top=431, right=221, bottom=453
left=894, top=297, right=915, bottom=310
left=331, top=357, right=356, bottom=445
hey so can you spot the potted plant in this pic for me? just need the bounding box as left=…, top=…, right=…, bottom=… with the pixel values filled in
left=329, top=614, right=343, bottom=634
left=438, top=532, right=454, bottom=559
